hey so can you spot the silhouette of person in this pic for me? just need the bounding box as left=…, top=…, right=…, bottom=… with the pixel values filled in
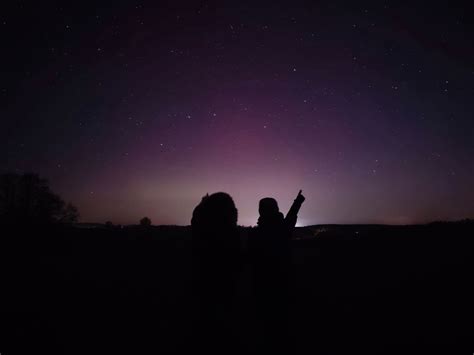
left=250, top=190, right=305, bottom=352
left=191, top=192, right=241, bottom=353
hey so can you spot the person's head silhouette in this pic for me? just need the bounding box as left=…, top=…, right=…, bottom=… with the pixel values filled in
left=191, top=192, right=238, bottom=246
left=259, top=197, right=280, bottom=218
left=257, top=197, right=286, bottom=228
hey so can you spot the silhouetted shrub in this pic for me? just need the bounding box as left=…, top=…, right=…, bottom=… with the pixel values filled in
left=140, top=216, right=152, bottom=227
left=0, top=172, right=79, bottom=224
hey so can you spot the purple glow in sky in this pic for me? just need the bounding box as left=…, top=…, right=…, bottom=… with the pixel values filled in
left=2, top=2, right=473, bottom=225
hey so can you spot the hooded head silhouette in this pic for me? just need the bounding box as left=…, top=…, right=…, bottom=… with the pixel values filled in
left=257, top=197, right=285, bottom=228
left=258, top=197, right=280, bottom=218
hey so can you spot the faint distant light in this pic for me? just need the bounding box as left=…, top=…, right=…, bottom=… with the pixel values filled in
left=296, top=219, right=309, bottom=227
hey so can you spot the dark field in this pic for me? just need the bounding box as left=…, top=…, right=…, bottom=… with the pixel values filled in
left=1, top=222, right=473, bottom=354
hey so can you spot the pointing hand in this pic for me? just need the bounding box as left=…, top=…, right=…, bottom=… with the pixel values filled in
left=296, top=189, right=305, bottom=203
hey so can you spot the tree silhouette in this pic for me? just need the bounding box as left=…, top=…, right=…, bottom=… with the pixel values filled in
left=140, top=216, right=152, bottom=227
left=0, top=172, right=79, bottom=224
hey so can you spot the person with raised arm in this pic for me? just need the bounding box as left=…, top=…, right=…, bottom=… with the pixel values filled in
left=251, top=190, right=305, bottom=353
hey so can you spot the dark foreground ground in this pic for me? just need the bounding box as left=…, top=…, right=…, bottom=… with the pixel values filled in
left=1, top=222, right=473, bottom=354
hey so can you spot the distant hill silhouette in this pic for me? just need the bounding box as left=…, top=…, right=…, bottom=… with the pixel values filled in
left=1, top=222, right=473, bottom=353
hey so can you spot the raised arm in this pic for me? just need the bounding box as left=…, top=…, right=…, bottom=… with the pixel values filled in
left=285, top=190, right=305, bottom=229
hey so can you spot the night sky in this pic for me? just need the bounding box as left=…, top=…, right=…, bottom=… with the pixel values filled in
left=2, top=1, right=473, bottom=225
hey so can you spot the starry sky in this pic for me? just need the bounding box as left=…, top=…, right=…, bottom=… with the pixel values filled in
left=1, top=1, right=473, bottom=226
